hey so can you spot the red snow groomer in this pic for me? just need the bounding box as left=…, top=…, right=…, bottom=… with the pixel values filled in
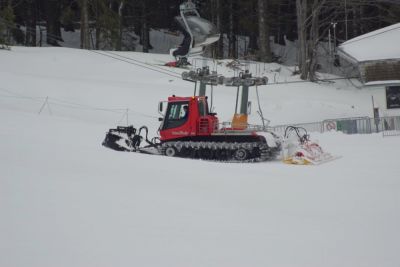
left=156, top=95, right=280, bottom=161
left=102, top=67, right=338, bottom=164
left=102, top=94, right=281, bottom=162
left=102, top=69, right=282, bottom=162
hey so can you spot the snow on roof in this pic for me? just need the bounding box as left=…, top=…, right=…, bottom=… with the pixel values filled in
left=338, top=23, right=400, bottom=63
left=364, top=80, right=400, bottom=87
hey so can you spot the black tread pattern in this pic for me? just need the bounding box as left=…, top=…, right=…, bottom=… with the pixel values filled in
left=161, top=141, right=280, bottom=162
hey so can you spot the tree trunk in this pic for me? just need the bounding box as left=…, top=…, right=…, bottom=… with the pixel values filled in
left=80, top=0, right=90, bottom=49
left=359, top=4, right=366, bottom=34
left=248, top=32, right=258, bottom=53
left=350, top=5, right=357, bottom=38
left=141, top=1, right=150, bottom=53
left=296, top=0, right=308, bottom=80
left=308, top=0, right=321, bottom=81
left=95, top=0, right=100, bottom=49
left=283, top=0, right=297, bottom=42
left=45, top=0, right=62, bottom=46
left=216, top=0, right=223, bottom=58
left=116, top=1, right=124, bottom=51
left=25, top=0, right=36, bottom=46
left=258, top=0, right=272, bottom=62
left=228, top=0, right=236, bottom=58
left=297, top=0, right=327, bottom=81
left=211, top=0, right=223, bottom=59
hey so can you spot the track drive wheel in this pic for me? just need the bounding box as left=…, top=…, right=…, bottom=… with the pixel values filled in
left=234, top=148, right=249, bottom=161
left=165, top=146, right=178, bottom=157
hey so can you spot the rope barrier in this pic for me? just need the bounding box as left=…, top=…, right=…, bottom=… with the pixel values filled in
left=0, top=86, right=159, bottom=122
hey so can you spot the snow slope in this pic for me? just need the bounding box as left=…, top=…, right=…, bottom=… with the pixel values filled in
left=0, top=47, right=373, bottom=127
left=1, top=47, right=400, bottom=267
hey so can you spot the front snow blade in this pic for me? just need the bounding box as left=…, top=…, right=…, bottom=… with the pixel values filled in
left=102, top=130, right=134, bottom=152
left=102, top=125, right=160, bottom=154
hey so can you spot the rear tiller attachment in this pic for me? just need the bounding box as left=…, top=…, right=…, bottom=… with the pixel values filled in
left=282, top=126, right=338, bottom=165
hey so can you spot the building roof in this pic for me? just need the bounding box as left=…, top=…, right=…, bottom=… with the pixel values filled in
left=364, top=80, right=400, bottom=87
left=338, top=23, right=400, bottom=63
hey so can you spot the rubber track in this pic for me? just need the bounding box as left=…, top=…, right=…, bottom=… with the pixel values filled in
left=161, top=141, right=280, bottom=162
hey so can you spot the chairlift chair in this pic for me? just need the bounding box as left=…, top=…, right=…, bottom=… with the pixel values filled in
left=171, top=0, right=220, bottom=59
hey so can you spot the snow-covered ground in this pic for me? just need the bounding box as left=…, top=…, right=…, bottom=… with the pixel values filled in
left=1, top=47, right=400, bottom=267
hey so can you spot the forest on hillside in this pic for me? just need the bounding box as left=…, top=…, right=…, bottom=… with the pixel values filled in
left=1, top=0, right=399, bottom=79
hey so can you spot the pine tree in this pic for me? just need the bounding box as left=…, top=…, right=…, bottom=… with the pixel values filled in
left=25, top=0, right=36, bottom=46
left=0, top=4, right=15, bottom=46
left=45, top=0, right=62, bottom=46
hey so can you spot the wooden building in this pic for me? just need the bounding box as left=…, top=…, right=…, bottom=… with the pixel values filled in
left=338, top=23, right=400, bottom=117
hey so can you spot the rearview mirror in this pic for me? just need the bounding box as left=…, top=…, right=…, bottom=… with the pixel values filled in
left=158, top=102, right=163, bottom=113
left=247, top=101, right=252, bottom=115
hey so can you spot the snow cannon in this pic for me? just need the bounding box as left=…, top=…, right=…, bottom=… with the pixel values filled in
left=282, top=126, right=338, bottom=165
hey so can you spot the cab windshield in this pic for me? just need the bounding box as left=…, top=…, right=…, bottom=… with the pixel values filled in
left=162, top=101, right=189, bottom=130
